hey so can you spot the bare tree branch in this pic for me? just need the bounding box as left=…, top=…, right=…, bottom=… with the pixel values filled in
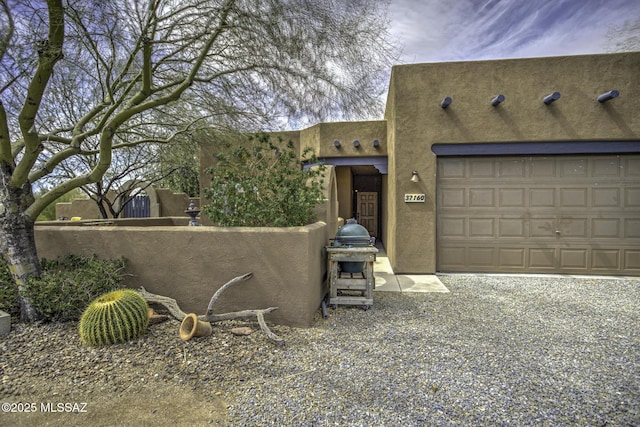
left=0, top=0, right=11, bottom=62
left=12, top=0, right=65, bottom=188
left=0, top=0, right=14, bottom=164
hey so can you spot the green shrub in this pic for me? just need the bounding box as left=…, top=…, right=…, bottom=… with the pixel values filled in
left=203, top=132, right=325, bottom=227
left=0, top=260, right=20, bottom=319
left=0, top=254, right=127, bottom=322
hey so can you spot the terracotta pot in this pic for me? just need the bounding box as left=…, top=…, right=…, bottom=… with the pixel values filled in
left=179, top=313, right=212, bottom=341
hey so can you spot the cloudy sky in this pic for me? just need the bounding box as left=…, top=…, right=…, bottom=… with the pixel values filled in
left=387, top=0, right=640, bottom=64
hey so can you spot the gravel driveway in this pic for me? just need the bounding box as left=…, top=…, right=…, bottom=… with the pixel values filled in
left=231, top=274, right=640, bottom=426
left=1, top=274, right=639, bottom=426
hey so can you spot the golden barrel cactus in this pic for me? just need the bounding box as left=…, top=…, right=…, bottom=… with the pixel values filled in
left=79, top=289, right=149, bottom=346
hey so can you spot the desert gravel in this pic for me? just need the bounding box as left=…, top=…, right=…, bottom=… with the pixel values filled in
left=1, top=274, right=639, bottom=426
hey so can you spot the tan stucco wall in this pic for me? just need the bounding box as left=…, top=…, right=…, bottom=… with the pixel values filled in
left=155, top=188, right=199, bottom=217
left=300, top=121, right=387, bottom=158
left=383, top=67, right=399, bottom=266
left=55, top=187, right=197, bottom=220
left=380, top=174, right=388, bottom=248
left=385, top=52, right=640, bottom=273
left=35, top=221, right=327, bottom=328
left=335, top=166, right=353, bottom=220
left=312, top=165, right=340, bottom=243
left=56, top=199, right=110, bottom=220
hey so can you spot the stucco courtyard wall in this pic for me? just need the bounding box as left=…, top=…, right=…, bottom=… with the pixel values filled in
left=34, top=221, right=328, bottom=328
left=56, top=187, right=199, bottom=220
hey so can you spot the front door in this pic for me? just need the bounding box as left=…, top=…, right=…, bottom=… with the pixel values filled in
left=357, top=192, right=378, bottom=237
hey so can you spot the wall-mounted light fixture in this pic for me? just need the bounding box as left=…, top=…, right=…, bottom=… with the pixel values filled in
left=333, top=140, right=341, bottom=148
left=440, top=97, right=452, bottom=109
left=410, top=170, right=420, bottom=183
left=353, top=140, right=360, bottom=148
left=543, top=91, right=561, bottom=105
left=491, top=94, right=505, bottom=107
left=372, top=139, right=380, bottom=148
left=597, top=90, right=619, bottom=103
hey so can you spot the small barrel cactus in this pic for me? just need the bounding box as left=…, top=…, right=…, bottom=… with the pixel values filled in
left=79, top=289, right=149, bottom=346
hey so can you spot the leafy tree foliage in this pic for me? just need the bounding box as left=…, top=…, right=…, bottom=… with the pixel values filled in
left=155, top=134, right=200, bottom=197
left=203, top=133, right=324, bottom=227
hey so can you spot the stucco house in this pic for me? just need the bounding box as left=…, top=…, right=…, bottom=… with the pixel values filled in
left=201, top=51, right=640, bottom=276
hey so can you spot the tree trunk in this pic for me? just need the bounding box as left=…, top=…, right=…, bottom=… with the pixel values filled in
left=0, top=170, right=41, bottom=322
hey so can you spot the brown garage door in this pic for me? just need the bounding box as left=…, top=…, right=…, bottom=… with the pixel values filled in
left=437, top=155, right=640, bottom=275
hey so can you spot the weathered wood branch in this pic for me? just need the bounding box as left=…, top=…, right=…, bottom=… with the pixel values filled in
left=138, top=287, right=187, bottom=319
left=205, top=272, right=253, bottom=317
left=138, top=272, right=284, bottom=343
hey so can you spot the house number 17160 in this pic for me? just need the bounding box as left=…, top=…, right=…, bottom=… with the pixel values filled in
left=404, top=194, right=426, bottom=202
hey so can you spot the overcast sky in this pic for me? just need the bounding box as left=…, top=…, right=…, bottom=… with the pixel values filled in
left=387, top=0, right=640, bottom=64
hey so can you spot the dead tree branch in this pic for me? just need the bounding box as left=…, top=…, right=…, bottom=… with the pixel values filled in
left=138, top=287, right=187, bottom=319
left=138, top=272, right=284, bottom=343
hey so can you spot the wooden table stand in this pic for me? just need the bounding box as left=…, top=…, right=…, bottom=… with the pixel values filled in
left=326, top=246, right=378, bottom=310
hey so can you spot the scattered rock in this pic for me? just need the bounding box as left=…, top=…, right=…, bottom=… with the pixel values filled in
left=230, top=327, right=253, bottom=336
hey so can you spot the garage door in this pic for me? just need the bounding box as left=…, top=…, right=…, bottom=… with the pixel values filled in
left=437, top=155, right=640, bottom=275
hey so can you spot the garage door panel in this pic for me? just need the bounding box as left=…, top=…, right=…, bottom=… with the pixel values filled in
left=560, top=188, right=588, bottom=207
left=530, top=218, right=555, bottom=237
left=558, top=217, right=588, bottom=238
left=624, top=250, right=640, bottom=270
left=530, top=188, right=556, bottom=207
left=592, top=218, right=621, bottom=238
left=592, top=250, right=620, bottom=270
left=499, top=218, right=526, bottom=237
left=441, top=217, right=466, bottom=237
left=469, top=247, right=494, bottom=267
left=439, top=247, right=466, bottom=269
left=593, top=158, right=621, bottom=177
left=470, top=218, right=495, bottom=237
left=626, top=188, right=640, bottom=207
left=499, top=248, right=525, bottom=267
left=440, top=159, right=465, bottom=178
left=470, top=160, right=495, bottom=177
left=469, top=188, right=494, bottom=207
left=499, top=188, right=525, bottom=207
left=529, top=248, right=557, bottom=268
left=499, top=159, right=527, bottom=177
left=559, top=249, right=588, bottom=269
left=560, top=159, right=587, bottom=177
left=625, top=158, right=640, bottom=176
left=441, top=188, right=465, bottom=207
left=592, top=188, right=620, bottom=207
left=531, top=158, right=556, bottom=177
left=627, top=219, right=640, bottom=238
left=437, top=154, right=640, bottom=275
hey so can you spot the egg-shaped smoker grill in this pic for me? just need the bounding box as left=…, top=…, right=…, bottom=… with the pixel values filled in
left=331, top=220, right=372, bottom=273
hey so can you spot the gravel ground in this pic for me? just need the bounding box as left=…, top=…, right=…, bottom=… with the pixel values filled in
left=1, top=274, right=639, bottom=426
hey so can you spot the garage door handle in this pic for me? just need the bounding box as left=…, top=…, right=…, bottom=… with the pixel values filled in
left=555, top=230, right=561, bottom=235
